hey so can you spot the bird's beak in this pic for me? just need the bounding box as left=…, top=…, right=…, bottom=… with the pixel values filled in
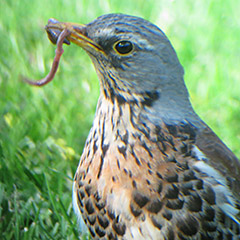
left=45, top=18, right=103, bottom=52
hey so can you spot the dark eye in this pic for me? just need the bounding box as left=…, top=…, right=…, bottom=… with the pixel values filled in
left=114, top=40, right=133, bottom=54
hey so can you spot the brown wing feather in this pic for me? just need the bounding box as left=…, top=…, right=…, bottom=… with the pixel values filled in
left=196, top=122, right=240, bottom=199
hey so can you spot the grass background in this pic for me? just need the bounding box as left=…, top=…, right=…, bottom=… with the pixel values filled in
left=0, top=0, right=240, bottom=239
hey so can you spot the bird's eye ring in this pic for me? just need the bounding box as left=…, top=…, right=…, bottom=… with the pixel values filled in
left=114, top=40, right=134, bottom=55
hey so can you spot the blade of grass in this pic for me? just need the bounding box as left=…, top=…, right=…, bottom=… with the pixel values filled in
left=44, top=173, right=61, bottom=223
left=58, top=198, right=79, bottom=238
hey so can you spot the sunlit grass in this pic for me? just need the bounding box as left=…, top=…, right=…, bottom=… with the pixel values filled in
left=0, top=0, right=240, bottom=239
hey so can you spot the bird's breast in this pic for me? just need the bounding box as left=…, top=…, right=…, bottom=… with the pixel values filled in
left=73, top=97, right=240, bottom=239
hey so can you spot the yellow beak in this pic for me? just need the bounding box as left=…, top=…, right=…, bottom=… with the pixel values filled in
left=45, top=18, right=103, bottom=52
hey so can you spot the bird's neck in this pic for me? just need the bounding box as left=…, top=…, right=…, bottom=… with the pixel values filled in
left=93, top=89, right=199, bottom=141
left=96, top=83, right=199, bottom=129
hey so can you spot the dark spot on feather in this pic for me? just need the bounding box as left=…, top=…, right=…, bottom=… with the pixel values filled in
left=133, top=192, right=150, bottom=208
left=89, top=226, right=96, bottom=237
left=177, top=232, right=188, bottom=240
left=118, top=145, right=127, bottom=157
left=117, top=159, right=121, bottom=170
left=156, top=172, right=163, bottom=179
left=94, top=192, right=101, bottom=202
left=203, top=207, right=215, bottom=221
left=97, top=155, right=104, bottom=178
left=79, top=189, right=85, bottom=199
left=218, top=211, right=225, bottom=224
left=85, top=199, right=95, bottom=214
left=202, top=186, right=216, bottom=205
left=87, top=215, right=96, bottom=225
left=180, top=143, right=188, bottom=154
left=132, top=180, right=137, bottom=188
left=165, top=124, right=178, bottom=137
left=176, top=215, right=199, bottom=236
left=180, top=182, right=193, bottom=195
left=167, top=136, right=176, bottom=150
left=77, top=180, right=84, bottom=188
left=154, top=125, right=161, bottom=134
left=162, top=210, right=172, bottom=220
left=102, top=144, right=109, bottom=156
left=97, top=215, right=109, bottom=229
left=151, top=216, right=162, bottom=230
left=148, top=169, right=153, bottom=175
left=186, top=193, right=202, bottom=212
left=165, top=156, right=177, bottom=163
left=85, top=185, right=92, bottom=196
left=122, top=131, right=129, bottom=144
left=157, top=181, right=163, bottom=194
left=95, top=201, right=105, bottom=210
left=116, top=93, right=126, bottom=105
left=93, top=138, right=98, bottom=154
left=146, top=199, right=163, bottom=213
left=135, top=156, right=141, bottom=166
left=95, top=225, right=106, bottom=237
left=118, top=105, right=123, bottom=118
left=166, top=199, right=184, bottom=210
left=103, top=88, right=108, bottom=99
left=176, top=161, right=189, bottom=170
left=142, top=90, right=160, bottom=107
left=130, top=147, right=141, bottom=166
left=165, top=173, right=178, bottom=183
left=147, top=162, right=151, bottom=168
left=87, top=148, right=91, bottom=158
left=112, top=218, right=126, bottom=236
left=166, top=227, right=175, bottom=240
left=77, top=191, right=83, bottom=207
left=108, top=232, right=117, bottom=240
left=107, top=209, right=115, bottom=220
left=195, top=179, right=204, bottom=189
left=202, top=221, right=217, bottom=232
left=146, top=179, right=151, bottom=185
left=165, top=184, right=179, bottom=199
left=130, top=203, right=142, bottom=217
left=180, top=123, right=196, bottom=140
left=141, top=142, right=153, bottom=158
left=183, top=170, right=197, bottom=181
left=157, top=141, right=167, bottom=155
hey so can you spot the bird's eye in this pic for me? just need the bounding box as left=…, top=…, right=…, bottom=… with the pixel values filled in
left=114, top=40, right=133, bottom=55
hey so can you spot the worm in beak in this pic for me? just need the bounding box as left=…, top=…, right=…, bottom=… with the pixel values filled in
left=24, top=27, right=70, bottom=86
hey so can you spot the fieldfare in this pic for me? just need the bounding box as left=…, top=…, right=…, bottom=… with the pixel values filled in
left=28, top=14, right=240, bottom=240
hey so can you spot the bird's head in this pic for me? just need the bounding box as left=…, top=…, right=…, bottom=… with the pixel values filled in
left=45, top=14, right=195, bottom=121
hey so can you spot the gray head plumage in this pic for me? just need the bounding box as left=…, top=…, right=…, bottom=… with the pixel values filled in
left=84, top=14, right=196, bottom=122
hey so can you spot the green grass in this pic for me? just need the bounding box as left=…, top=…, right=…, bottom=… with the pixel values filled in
left=0, top=0, right=240, bottom=239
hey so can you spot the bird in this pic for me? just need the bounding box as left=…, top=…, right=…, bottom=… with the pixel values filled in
left=39, top=14, right=240, bottom=239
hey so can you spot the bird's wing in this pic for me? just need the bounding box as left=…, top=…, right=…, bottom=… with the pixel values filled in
left=195, top=122, right=240, bottom=199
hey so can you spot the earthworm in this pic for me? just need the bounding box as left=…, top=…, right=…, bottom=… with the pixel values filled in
left=24, top=28, right=70, bottom=86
